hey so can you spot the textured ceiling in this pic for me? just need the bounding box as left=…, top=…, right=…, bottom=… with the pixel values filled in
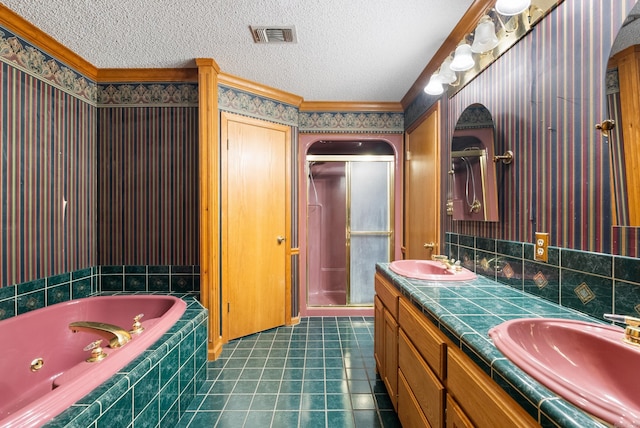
left=0, top=0, right=474, bottom=102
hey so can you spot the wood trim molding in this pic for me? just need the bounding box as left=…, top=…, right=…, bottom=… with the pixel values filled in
left=196, top=57, right=222, bottom=360
left=300, top=101, right=403, bottom=112
left=401, top=0, right=490, bottom=108
left=97, top=68, right=198, bottom=83
left=219, top=72, right=303, bottom=106
left=0, top=4, right=98, bottom=79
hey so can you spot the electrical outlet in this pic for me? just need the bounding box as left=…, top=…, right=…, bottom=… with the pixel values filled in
left=534, top=232, right=549, bottom=262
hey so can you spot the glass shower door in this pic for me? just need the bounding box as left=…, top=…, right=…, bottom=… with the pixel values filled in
left=348, top=161, right=393, bottom=304
left=306, top=155, right=393, bottom=307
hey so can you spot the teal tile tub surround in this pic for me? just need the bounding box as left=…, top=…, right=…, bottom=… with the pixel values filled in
left=44, top=295, right=208, bottom=428
left=0, top=265, right=203, bottom=427
left=376, top=262, right=611, bottom=428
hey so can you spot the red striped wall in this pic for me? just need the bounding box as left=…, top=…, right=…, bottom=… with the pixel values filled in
left=445, top=0, right=635, bottom=254
left=0, top=62, right=96, bottom=286
left=97, top=106, right=199, bottom=265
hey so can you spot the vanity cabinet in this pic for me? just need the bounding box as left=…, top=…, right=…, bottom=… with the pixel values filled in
left=374, top=274, right=400, bottom=410
left=374, top=272, right=540, bottom=428
left=446, top=346, right=538, bottom=428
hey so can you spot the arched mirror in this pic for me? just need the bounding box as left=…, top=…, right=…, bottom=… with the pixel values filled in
left=608, top=1, right=640, bottom=227
left=448, top=103, right=499, bottom=222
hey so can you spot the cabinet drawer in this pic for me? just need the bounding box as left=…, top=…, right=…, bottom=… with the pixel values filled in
left=399, top=330, right=445, bottom=428
left=446, top=395, right=473, bottom=428
left=447, top=347, right=540, bottom=428
left=398, top=370, right=431, bottom=428
left=399, top=297, right=446, bottom=379
left=375, top=274, right=399, bottom=318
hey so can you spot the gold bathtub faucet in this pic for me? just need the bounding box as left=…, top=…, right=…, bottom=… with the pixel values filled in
left=69, top=321, right=132, bottom=348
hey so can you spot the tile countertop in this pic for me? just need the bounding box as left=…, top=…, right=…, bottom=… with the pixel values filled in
left=375, top=263, right=611, bottom=428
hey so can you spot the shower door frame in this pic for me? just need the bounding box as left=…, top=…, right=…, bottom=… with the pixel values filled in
left=306, top=154, right=395, bottom=307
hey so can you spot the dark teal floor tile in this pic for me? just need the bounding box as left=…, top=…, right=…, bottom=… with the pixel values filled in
left=215, top=411, right=247, bottom=427
left=379, top=410, right=402, bottom=427
left=244, top=410, right=274, bottom=426
left=354, top=409, right=383, bottom=428
left=185, top=411, right=220, bottom=427
left=327, top=393, right=353, bottom=410
left=272, top=411, right=300, bottom=426
left=299, top=410, right=327, bottom=428
left=351, top=393, right=376, bottom=410
left=187, top=317, right=398, bottom=427
left=276, top=394, right=301, bottom=410
left=327, top=410, right=356, bottom=428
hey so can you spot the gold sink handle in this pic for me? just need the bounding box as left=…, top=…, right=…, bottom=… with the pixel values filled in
left=130, top=313, right=145, bottom=335
left=84, top=339, right=107, bottom=362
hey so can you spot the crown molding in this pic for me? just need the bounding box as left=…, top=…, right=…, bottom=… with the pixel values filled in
left=300, top=101, right=403, bottom=112
left=401, top=0, right=490, bottom=108
left=0, top=4, right=98, bottom=79
left=218, top=72, right=303, bottom=106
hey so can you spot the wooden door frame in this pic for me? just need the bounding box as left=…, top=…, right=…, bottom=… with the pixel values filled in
left=220, top=111, right=292, bottom=343
left=196, top=59, right=222, bottom=360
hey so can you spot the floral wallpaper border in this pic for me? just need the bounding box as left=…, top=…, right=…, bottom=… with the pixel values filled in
left=98, top=83, right=198, bottom=107
left=298, top=111, right=404, bottom=133
left=218, top=85, right=299, bottom=126
left=0, top=28, right=97, bottom=104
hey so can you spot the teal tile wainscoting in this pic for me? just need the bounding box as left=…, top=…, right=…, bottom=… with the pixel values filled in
left=446, top=232, right=640, bottom=322
left=0, top=265, right=200, bottom=321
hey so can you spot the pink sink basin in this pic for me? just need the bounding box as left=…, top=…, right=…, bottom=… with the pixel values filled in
left=489, top=318, right=640, bottom=426
left=389, top=260, right=476, bottom=281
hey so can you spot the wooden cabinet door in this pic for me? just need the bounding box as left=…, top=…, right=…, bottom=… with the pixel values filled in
left=404, top=102, right=441, bottom=259
left=383, top=307, right=398, bottom=409
left=221, top=112, right=291, bottom=340
left=374, top=295, right=385, bottom=375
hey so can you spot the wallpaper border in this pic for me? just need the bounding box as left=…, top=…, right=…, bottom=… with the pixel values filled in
left=0, top=27, right=97, bottom=104
left=97, top=83, right=199, bottom=107
left=219, top=84, right=299, bottom=126
left=299, top=111, right=404, bottom=134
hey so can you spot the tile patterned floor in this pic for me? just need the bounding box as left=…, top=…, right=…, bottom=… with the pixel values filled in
left=178, top=317, right=401, bottom=428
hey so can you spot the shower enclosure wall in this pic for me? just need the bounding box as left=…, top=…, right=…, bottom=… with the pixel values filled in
left=306, top=155, right=394, bottom=307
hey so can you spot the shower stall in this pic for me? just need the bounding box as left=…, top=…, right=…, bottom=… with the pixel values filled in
left=306, top=152, right=394, bottom=307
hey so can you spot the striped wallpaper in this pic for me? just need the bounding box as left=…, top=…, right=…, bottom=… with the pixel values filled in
left=0, top=61, right=96, bottom=287
left=97, top=105, right=199, bottom=265
left=410, top=0, right=636, bottom=254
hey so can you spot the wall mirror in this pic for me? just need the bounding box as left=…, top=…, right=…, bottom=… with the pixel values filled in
left=608, top=1, right=640, bottom=228
left=448, top=103, right=499, bottom=222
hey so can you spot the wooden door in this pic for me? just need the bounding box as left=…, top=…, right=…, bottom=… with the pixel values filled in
left=221, top=112, right=291, bottom=340
left=404, top=102, right=441, bottom=260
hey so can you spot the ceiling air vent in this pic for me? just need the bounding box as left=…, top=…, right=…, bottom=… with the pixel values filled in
left=250, top=26, right=297, bottom=44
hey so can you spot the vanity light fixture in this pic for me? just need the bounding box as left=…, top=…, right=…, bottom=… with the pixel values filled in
left=449, top=42, right=475, bottom=72
left=439, top=56, right=458, bottom=84
left=495, top=0, right=531, bottom=16
left=424, top=72, right=444, bottom=95
left=471, top=15, right=500, bottom=54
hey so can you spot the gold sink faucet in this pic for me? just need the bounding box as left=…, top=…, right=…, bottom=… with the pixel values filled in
left=69, top=321, right=132, bottom=348
left=604, top=314, right=640, bottom=346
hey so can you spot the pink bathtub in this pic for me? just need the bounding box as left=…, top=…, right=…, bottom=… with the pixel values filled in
left=0, top=295, right=186, bottom=427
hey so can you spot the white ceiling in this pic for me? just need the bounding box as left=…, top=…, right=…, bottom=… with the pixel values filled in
left=0, top=0, right=474, bottom=102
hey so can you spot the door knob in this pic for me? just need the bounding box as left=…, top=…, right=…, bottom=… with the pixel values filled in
left=424, top=242, right=436, bottom=250
left=277, top=236, right=286, bottom=244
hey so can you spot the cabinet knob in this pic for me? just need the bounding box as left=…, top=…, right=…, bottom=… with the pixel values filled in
left=277, top=236, right=286, bottom=244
